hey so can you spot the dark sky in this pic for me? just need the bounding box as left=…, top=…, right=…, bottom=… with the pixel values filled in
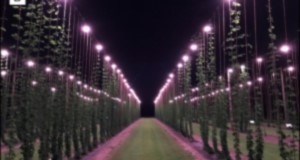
left=74, top=0, right=218, bottom=116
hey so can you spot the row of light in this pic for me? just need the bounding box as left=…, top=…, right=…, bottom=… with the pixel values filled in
left=154, top=73, right=175, bottom=104
left=6, top=60, right=131, bottom=103
left=169, top=74, right=278, bottom=104
left=77, top=24, right=142, bottom=104
left=154, top=24, right=213, bottom=104
left=103, top=55, right=141, bottom=104
left=1, top=23, right=141, bottom=104
left=1, top=49, right=137, bottom=104
left=154, top=22, right=294, bottom=105
left=76, top=92, right=99, bottom=102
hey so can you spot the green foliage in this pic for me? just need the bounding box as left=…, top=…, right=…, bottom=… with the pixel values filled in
left=1, top=1, right=140, bottom=160
left=218, top=79, right=231, bottom=160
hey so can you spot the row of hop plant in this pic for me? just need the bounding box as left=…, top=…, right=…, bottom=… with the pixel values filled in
left=0, top=0, right=140, bottom=160
left=155, top=0, right=298, bottom=160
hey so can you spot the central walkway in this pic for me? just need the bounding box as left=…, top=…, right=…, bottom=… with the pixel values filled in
left=108, top=118, right=194, bottom=160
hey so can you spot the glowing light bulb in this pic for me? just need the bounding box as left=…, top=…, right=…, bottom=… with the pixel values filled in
left=247, top=81, right=252, bottom=86
left=69, top=75, right=75, bottom=80
left=249, top=120, right=255, bottom=124
left=1, top=70, right=8, bottom=77
left=182, top=55, right=189, bottom=62
left=77, top=81, right=82, bottom=85
left=105, top=55, right=111, bottom=62
left=111, top=63, right=117, bottom=70
left=203, top=25, right=212, bottom=33
left=177, top=63, right=183, bottom=68
left=280, top=44, right=290, bottom=53
left=58, top=70, right=64, bottom=76
left=256, top=57, right=263, bottom=64
left=95, top=44, right=103, bottom=52
left=81, top=24, right=91, bottom=33
left=26, top=60, right=35, bottom=67
left=227, top=68, right=233, bottom=74
left=117, top=69, right=121, bottom=74
left=287, top=66, right=295, bottom=72
left=51, top=87, right=56, bottom=93
left=240, top=65, right=246, bottom=72
left=31, top=80, right=37, bottom=86
left=257, top=77, right=263, bottom=82
left=45, top=67, right=52, bottom=73
left=1, top=49, right=9, bottom=58
left=190, top=44, right=198, bottom=51
left=285, top=123, right=293, bottom=128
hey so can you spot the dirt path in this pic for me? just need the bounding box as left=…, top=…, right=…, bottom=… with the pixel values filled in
left=82, top=119, right=141, bottom=160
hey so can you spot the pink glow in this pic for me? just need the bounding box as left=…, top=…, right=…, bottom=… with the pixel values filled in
left=287, top=66, right=295, bottom=72
left=51, top=87, right=56, bottom=93
left=69, top=75, right=75, bottom=80
left=116, top=69, right=121, bottom=74
left=45, top=67, right=52, bottom=73
left=226, top=87, right=230, bottom=92
left=26, top=60, right=35, bottom=67
left=81, top=24, right=91, bottom=33
left=1, top=49, right=9, bottom=58
left=31, top=81, right=37, bottom=86
left=227, top=68, right=233, bottom=74
left=169, top=73, right=174, bottom=78
left=111, top=64, right=117, bottom=70
left=77, top=81, right=82, bottom=85
left=95, top=44, right=103, bottom=52
left=182, top=55, right=189, bottom=62
left=240, top=65, right=246, bottom=72
left=257, top=77, right=263, bottom=82
left=105, top=55, right=111, bottom=62
left=58, top=70, right=64, bottom=76
left=177, top=63, right=183, bottom=68
left=256, top=57, right=263, bottom=64
left=280, top=44, right=290, bottom=53
left=203, top=25, right=212, bottom=33
left=190, top=44, right=198, bottom=51
left=247, top=81, right=252, bottom=86
left=1, top=70, right=7, bottom=77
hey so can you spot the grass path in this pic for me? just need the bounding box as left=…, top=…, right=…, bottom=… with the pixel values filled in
left=108, top=118, right=194, bottom=160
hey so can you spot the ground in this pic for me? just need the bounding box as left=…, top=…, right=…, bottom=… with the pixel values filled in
left=106, top=118, right=195, bottom=160
left=2, top=119, right=299, bottom=160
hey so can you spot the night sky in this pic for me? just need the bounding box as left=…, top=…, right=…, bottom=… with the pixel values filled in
left=73, top=0, right=298, bottom=117
left=73, top=0, right=218, bottom=116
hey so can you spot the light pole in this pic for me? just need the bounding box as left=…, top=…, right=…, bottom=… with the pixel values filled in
left=227, top=68, right=233, bottom=123
left=81, top=24, right=91, bottom=83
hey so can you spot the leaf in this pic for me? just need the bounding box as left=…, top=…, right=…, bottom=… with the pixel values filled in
left=50, top=40, right=57, bottom=45
left=13, top=14, right=22, bottom=20
left=1, top=27, right=6, bottom=32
